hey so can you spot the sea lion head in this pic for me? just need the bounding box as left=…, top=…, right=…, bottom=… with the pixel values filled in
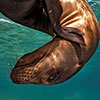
left=10, top=62, right=63, bottom=85
left=10, top=38, right=83, bottom=85
left=10, top=56, right=82, bottom=85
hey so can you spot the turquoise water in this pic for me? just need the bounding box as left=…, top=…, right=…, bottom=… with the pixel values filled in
left=0, top=1, right=100, bottom=100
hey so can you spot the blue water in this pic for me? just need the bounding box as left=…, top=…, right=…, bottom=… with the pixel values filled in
left=0, top=1, right=100, bottom=100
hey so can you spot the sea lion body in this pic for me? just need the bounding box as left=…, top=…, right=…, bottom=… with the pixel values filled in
left=0, top=0, right=99, bottom=84
left=60, top=0, right=99, bottom=63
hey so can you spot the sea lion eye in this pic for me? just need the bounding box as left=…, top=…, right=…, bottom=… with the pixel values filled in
left=47, top=73, right=59, bottom=82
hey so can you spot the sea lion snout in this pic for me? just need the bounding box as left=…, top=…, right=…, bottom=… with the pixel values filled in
left=10, top=66, right=60, bottom=85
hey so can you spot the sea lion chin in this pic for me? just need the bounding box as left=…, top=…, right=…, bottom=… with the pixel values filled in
left=0, top=0, right=99, bottom=85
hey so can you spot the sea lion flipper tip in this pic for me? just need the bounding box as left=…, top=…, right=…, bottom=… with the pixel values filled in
left=63, top=27, right=85, bottom=36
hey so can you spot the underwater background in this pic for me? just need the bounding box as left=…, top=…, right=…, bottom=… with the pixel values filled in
left=0, top=1, right=100, bottom=100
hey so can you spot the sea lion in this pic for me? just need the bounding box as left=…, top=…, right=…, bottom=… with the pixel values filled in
left=0, top=0, right=99, bottom=85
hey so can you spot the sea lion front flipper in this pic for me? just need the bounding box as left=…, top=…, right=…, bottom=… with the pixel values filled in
left=56, top=27, right=86, bottom=45
left=45, top=0, right=85, bottom=45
